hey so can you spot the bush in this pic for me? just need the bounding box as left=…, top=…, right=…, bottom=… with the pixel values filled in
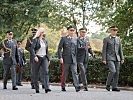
left=0, top=56, right=133, bottom=86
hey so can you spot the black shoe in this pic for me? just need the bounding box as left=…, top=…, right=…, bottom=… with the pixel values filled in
left=12, top=86, right=18, bottom=90
left=31, top=85, right=35, bottom=89
left=47, top=89, right=51, bottom=92
left=3, top=86, right=7, bottom=89
left=42, top=85, right=45, bottom=89
left=3, top=84, right=7, bottom=89
left=84, top=87, right=88, bottom=91
left=17, top=83, right=23, bottom=86
left=62, top=87, right=66, bottom=91
left=106, top=85, right=110, bottom=91
left=75, top=86, right=80, bottom=92
left=45, top=89, right=51, bottom=93
left=36, top=90, right=40, bottom=93
left=112, top=88, right=120, bottom=92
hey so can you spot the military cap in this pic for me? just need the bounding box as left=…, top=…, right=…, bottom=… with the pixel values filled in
left=109, top=26, right=118, bottom=30
left=67, top=25, right=76, bottom=30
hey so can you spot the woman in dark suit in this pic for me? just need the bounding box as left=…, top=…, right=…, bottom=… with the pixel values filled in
left=31, top=27, right=51, bottom=93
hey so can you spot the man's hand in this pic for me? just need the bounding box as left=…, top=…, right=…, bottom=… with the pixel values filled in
left=121, top=60, right=124, bottom=64
left=102, top=60, right=107, bottom=65
left=60, top=58, right=64, bottom=64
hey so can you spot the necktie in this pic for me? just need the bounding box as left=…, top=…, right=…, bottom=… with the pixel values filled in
left=112, top=37, right=116, bottom=51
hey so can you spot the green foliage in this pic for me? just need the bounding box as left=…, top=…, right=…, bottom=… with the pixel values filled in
left=0, top=0, right=71, bottom=40
left=123, top=33, right=133, bottom=56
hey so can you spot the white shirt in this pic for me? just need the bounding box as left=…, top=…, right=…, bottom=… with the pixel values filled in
left=36, top=40, right=46, bottom=57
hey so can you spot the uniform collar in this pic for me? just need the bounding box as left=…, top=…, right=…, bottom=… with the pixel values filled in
left=67, top=35, right=73, bottom=39
left=109, top=35, right=116, bottom=39
left=8, top=39, right=13, bottom=41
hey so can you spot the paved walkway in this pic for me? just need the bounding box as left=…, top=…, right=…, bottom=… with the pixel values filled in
left=0, top=82, right=133, bottom=100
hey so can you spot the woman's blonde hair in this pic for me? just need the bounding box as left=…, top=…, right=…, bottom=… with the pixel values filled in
left=33, top=27, right=46, bottom=39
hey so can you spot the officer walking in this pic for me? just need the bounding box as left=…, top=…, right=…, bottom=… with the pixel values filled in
left=102, top=26, right=124, bottom=92
left=77, top=27, right=95, bottom=91
left=25, top=28, right=37, bottom=89
left=58, top=25, right=80, bottom=92
left=0, top=30, right=19, bottom=90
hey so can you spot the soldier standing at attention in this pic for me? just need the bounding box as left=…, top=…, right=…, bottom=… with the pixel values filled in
left=0, top=30, right=19, bottom=90
left=102, top=26, right=124, bottom=92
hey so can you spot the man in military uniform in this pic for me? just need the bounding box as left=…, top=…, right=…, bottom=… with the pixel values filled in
left=58, top=25, right=80, bottom=92
left=102, top=26, right=124, bottom=92
left=0, top=30, right=19, bottom=90
left=25, top=28, right=37, bottom=89
left=77, top=27, right=95, bottom=91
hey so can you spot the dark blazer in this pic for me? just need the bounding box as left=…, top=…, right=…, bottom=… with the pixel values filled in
left=18, top=48, right=26, bottom=67
left=77, top=37, right=94, bottom=63
left=58, top=35, right=77, bottom=64
left=0, top=39, right=19, bottom=65
left=102, top=36, right=124, bottom=61
left=30, top=38, right=50, bottom=61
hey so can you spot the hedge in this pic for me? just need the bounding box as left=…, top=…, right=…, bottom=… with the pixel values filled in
left=0, top=56, right=133, bottom=86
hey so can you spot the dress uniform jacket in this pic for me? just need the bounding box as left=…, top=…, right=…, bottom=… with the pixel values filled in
left=102, top=36, right=124, bottom=62
left=0, top=39, right=19, bottom=65
left=58, top=35, right=77, bottom=64
left=77, top=37, right=94, bottom=63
